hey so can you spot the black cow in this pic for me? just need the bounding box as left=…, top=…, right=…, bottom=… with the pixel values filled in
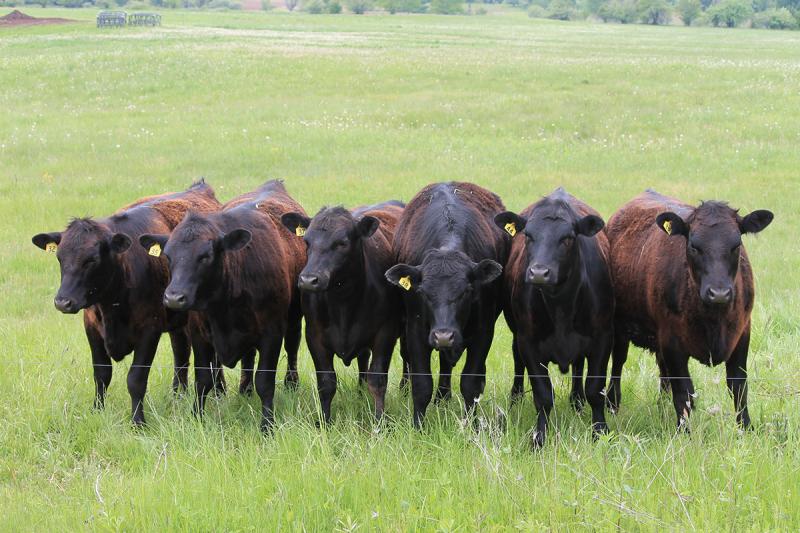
left=31, top=180, right=221, bottom=425
left=281, top=201, right=407, bottom=423
left=140, top=180, right=306, bottom=431
left=386, top=182, right=508, bottom=427
left=495, top=188, right=614, bottom=447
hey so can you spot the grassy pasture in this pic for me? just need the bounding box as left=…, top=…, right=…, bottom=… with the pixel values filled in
left=1, top=8, right=799, bottom=530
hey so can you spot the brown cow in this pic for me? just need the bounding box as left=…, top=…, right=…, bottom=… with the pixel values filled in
left=606, top=190, right=773, bottom=430
left=31, top=179, right=221, bottom=425
left=140, top=180, right=306, bottom=431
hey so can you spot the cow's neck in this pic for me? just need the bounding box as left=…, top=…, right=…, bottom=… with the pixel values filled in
left=322, top=246, right=369, bottom=311
left=96, top=260, right=129, bottom=310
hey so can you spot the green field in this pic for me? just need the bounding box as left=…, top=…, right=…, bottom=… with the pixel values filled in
left=1, top=8, right=799, bottom=530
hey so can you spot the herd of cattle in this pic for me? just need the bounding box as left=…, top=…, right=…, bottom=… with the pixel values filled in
left=32, top=180, right=773, bottom=446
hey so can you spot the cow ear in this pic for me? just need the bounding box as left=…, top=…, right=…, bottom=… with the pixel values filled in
left=740, top=210, right=773, bottom=234
left=281, top=212, right=311, bottom=237
left=494, top=211, right=526, bottom=238
left=655, top=212, right=688, bottom=237
left=385, top=264, right=421, bottom=292
left=32, top=232, right=62, bottom=251
left=139, top=234, right=169, bottom=257
left=357, top=216, right=379, bottom=238
left=109, top=233, right=132, bottom=254
left=221, top=229, right=252, bottom=252
left=473, top=259, right=503, bottom=285
left=575, top=215, right=604, bottom=237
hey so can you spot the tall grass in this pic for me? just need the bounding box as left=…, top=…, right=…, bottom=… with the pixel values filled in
left=1, top=8, right=799, bottom=529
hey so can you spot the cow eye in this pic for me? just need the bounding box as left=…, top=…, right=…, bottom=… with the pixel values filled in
left=731, top=243, right=741, bottom=254
left=689, top=243, right=701, bottom=255
left=334, top=240, right=348, bottom=250
left=83, top=258, right=96, bottom=267
left=198, top=253, right=211, bottom=264
left=560, top=237, right=574, bottom=248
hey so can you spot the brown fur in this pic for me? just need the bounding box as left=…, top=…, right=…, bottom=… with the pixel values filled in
left=606, top=191, right=753, bottom=364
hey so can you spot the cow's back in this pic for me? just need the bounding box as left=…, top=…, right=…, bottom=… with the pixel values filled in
left=394, top=182, right=507, bottom=265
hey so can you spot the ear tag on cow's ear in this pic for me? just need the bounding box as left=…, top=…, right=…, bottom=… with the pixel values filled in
left=45, top=242, right=58, bottom=253
left=504, top=222, right=517, bottom=237
left=148, top=243, right=162, bottom=257
left=398, top=276, right=412, bottom=291
left=295, top=226, right=306, bottom=237
left=662, top=220, right=672, bottom=235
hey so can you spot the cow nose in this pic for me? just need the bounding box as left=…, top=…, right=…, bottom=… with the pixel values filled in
left=163, top=290, right=187, bottom=310
left=528, top=266, right=551, bottom=284
left=706, top=287, right=732, bottom=305
left=54, top=297, right=77, bottom=314
left=298, top=274, right=320, bottom=291
left=432, top=330, right=455, bottom=349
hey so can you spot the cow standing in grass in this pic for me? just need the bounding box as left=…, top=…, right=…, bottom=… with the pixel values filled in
left=32, top=180, right=221, bottom=426
left=494, top=188, right=614, bottom=447
left=141, top=180, right=305, bottom=432
left=386, top=182, right=508, bottom=427
left=281, top=201, right=408, bottom=423
left=605, top=190, right=773, bottom=430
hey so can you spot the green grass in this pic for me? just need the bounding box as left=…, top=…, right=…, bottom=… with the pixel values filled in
left=2, top=8, right=799, bottom=530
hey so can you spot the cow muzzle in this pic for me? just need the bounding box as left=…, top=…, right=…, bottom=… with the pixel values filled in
left=703, top=286, right=733, bottom=306
left=430, top=329, right=456, bottom=350
left=527, top=265, right=553, bottom=285
left=163, top=289, right=189, bottom=310
left=298, top=272, right=329, bottom=292
left=54, top=296, right=79, bottom=314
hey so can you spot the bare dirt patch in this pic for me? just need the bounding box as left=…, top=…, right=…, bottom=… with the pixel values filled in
left=0, top=9, right=76, bottom=27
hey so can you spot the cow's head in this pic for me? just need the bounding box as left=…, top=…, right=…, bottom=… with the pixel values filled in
left=32, top=219, right=132, bottom=313
left=656, top=202, right=773, bottom=306
left=494, top=199, right=603, bottom=288
left=282, top=207, right=378, bottom=292
left=140, top=212, right=250, bottom=311
left=386, top=249, right=502, bottom=351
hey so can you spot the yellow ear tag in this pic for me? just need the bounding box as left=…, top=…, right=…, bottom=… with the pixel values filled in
left=504, top=222, right=517, bottom=237
left=398, top=276, right=412, bottom=291
left=295, top=226, right=306, bottom=237
left=45, top=242, right=58, bottom=253
left=663, top=220, right=672, bottom=235
left=148, top=243, right=162, bottom=257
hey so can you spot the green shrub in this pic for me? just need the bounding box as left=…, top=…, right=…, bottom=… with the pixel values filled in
left=707, top=0, right=752, bottom=27
left=598, top=0, right=637, bottom=22
left=752, top=7, right=797, bottom=28
left=304, top=0, right=324, bottom=11
left=327, top=0, right=342, bottom=12
left=548, top=0, right=575, bottom=19
left=677, top=0, right=701, bottom=25
left=638, top=0, right=671, bottom=24
left=527, top=3, right=547, bottom=16
left=378, top=0, right=423, bottom=11
left=475, top=5, right=486, bottom=13
left=430, top=0, right=463, bottom=13
left=346, top=0, right=371, bottom=12
left=261, top=0, right=273, bottom=9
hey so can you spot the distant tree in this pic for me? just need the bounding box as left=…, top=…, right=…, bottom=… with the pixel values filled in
left=752, top=7, right=798, bottom=28
left=346, top=0, right=371, bottom=11
left=548, top=0, right=575, bottom=19
left=598, top=0, right=638, bottom=22
left=707, top=0, right=753, bottom=26
left=430, top=0, right=462, bottom=13
left=677, top=0, right=701, bottom=25
left=638, top=0, right=671, bottom=24
left=285, top=0, right=298, bottom=9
